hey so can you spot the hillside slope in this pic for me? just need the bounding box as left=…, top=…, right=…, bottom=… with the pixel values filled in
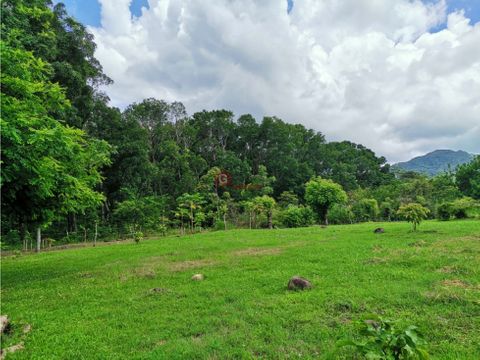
left=393, top=149, right=474, bottom=176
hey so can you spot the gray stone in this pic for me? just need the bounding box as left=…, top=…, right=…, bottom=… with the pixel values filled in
left=287, top=276, right=312, bottom=290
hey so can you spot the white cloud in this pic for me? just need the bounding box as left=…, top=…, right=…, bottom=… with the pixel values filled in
left=91, top=0, right=480, bottom=162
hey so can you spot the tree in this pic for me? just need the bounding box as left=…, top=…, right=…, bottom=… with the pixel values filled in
left=305, top=177, right=347, bottom=225
left=249, top=165, right=276, bottom=196
left=176, top=193, right=206, bottom=232
left=317, top=141, right=393, bottom=191
left=1, top=41, right=111, bottom=251
left=278, top=191, right=299, bottom=208
left=252, top=195, right=276, bottom=229
left=456, top=156, right=480, bottom=200
left=397, top=203, right=430, bottom=231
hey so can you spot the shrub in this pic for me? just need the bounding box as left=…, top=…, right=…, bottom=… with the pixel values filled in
left=397, top=203, right=430, bottom=231
left=352, top=198, right=380, bottom=222
left=213, top=219, right=226, bottom=231
left=450, top=197, right=478, bottom=219
left=338, top=315, right=429, bottom=359
left=133, top=231, right=143, bottom=244
left=281, top=205, right=315, bottom=228
left=380, top=200, right=395, bottom=221
left=328, top=204, right=353, bottom=224
left=436, top=202, right=452, bottom=221
left=3, top=229, right=21, bottom=245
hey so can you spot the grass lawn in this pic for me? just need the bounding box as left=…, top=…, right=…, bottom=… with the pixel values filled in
left=1, top=220, right=480, bottom=359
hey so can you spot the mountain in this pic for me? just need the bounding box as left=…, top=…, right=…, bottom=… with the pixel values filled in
left=392, top=150, right=475, bottom=176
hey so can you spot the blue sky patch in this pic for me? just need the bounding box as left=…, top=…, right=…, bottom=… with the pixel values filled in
left=54, top=0, right=479, bottom=29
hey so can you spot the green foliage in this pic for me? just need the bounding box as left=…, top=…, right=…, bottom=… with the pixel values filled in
left=113, top=195, right=167, bottom=234
left=456, top=156, right=480, bottom=200
left=328, top=204, right=353, bottom=224
left=281, top=205, right=315, bottom=228
left=305, top=177, right=347, bottom=224
left=320, top=141, right=393, bottom=190
left=339, top=315, right=429, bottom=359
left=380, top=199, right=396, bottom=221
left=1, top=40, right=110, bottom=231
left=352, top=198, right=380, bottom=222
left=450, top=197, right=479, bottom=219
left=252, top=195, right=276, bottom=229
left=133, top=231, right=143, bottom=244
left=176, top=193, right=206, bottom=232
left=397, top=203, right=430, bottom=231
left=278, top=191, right=299, bottom=208
left=436, top=202, right=452, bottom=221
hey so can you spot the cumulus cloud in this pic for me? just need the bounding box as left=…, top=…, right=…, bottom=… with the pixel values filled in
left=90, top=0, right=480, bottom=162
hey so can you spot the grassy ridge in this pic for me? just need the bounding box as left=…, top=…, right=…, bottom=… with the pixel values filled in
left=2, top=220, right=480, bottom=359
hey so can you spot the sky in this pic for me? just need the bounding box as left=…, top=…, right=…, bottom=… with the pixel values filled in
left=55, top=0, right=480, bottom=162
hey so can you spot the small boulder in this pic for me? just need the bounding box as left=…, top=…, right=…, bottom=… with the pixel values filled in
left=191, top=274, right=204, bottom=281
left=373, top=228, right=385, bottom=234
left=287, top=276, right=312, bottom=290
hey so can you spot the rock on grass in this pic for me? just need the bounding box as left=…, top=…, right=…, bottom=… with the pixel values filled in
left=287, top=276, right=312, bottom=290
left=191, top=274, right=205, bottom=281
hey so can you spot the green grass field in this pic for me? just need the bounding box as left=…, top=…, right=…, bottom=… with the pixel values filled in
left=1, top=220, right=479, bottom=359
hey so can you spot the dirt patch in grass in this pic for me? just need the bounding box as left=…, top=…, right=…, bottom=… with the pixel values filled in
left=231, top=247, right=283, bottom=257
left=363, top=257, right=388, bottom=265
left=134, top=267, right=156, bottom=278
left=409, top=240, right=429, bottom=247
left=168, top=259, right=218, bottom=272
left=437, top=266, right=469, bottom=275
left=440, top=279, right=472, bottom=289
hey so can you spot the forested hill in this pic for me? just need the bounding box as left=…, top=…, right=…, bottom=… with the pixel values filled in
left=392, top=150, right=474, bottom=176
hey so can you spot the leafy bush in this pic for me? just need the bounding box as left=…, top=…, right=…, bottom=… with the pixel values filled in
left=328, top=204, right=353, bottom=224
left=436, top=202, right=452, bottom=221
left=338, top=315, right=429, bottom=359
left=352, top=198, right=380, bottom=222
left=380, top=200, right=395, bottom=221
left=3, top=229, right=21, bottom=245
left=281, top=205, right=315, bottom=228
left=133, top=231, right=143, bottom=244
left=450, top=197, right=478, bottom=219
left=213, top=219, right=226, bottom=231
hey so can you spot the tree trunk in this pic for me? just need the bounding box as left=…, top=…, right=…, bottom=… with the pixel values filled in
left=20, top=222, right=26, bottom=251
left=190, top=208, right=194, bottom=233
left=93, top=221, right=98, bottom=247
left=73, top=214, right=77, bottom=233
left=322, top=208, right=328, bottom=226
left=35, top=226, right=41, bottom=253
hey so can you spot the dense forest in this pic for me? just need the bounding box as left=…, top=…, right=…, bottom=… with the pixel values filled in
left=2, top=1, right=479, bottom=251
